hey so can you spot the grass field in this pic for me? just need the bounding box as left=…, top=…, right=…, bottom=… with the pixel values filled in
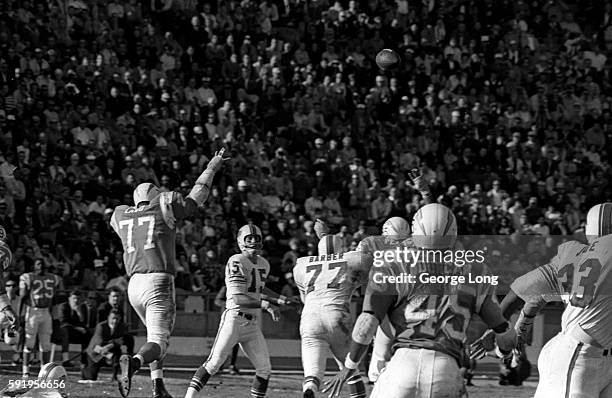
left=0, top=368, right=536, bottom=398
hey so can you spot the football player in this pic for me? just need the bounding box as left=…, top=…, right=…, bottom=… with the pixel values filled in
left=18, top=257, right=62, bottom=378
left=111, top=148, right=228, bottom=398
left=355, top=169, right=432, bottom=382
left=324, top=204, right=517, bottom=398
left=294, top=233, right=370, bottom=398
left=185, top=224, right=299, bottom=398
left=499, top=202, right=612, bottom=398
left=0, top=226, right=18, bottom=349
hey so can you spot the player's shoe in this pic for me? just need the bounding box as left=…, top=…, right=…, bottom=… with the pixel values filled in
left=118, top=355, right=134, bottom=398
left=303, top=389, right=315, bottom=398
left=152, top=379, right=173, bottom=398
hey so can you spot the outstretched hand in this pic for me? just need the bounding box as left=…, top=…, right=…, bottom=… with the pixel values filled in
left=208, top=147, right=231, bottom=172
left=322, top=367, right=357, bottom=397
left=408, top=167, right=427, bottom=191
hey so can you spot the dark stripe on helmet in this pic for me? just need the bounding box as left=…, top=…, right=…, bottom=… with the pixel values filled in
left=602, top=203, right=612, bottom=236
left=325, top=235, right=333, bottom=255
left=147, top=184, right=155, bottom=194
left=442, top=211, right=454, bottom=235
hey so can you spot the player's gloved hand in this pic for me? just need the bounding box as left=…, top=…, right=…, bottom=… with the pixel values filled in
left=314, top=218, right=330, bottom=239
left=0, top=306, right=17, bottom=330
left=207, top=147, right=231, bottom=172
left=408, top=168, right=428, bottom=192
left=469, top=329, right=495, bottom=360
left=265, top=305, right=281, bottom=322
left=322, top=367, right=358, bottom=397
left=514, top=310, right=535, bottom=346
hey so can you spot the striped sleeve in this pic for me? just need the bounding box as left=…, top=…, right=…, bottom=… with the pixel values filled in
left=510, top=263, right=562, bottom=303
left=225, top=256, right=248, bottom=297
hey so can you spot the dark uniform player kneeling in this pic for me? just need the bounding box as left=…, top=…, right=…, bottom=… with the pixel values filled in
left=82, top=309, right=131, bottom=381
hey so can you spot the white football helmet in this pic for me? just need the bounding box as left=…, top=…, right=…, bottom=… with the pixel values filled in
left=585, top=203, right=612, bottom=244
left=237, top=224, right=263, bottom=255
left=318, top=235, right=343, bottom=255
left=382, top=217, right=410, bottom=241
left=411, top=203, right=457, bottom=249
left=0, top=241, right=12, bottom=271
left=38, top=362, right=67, bottom=393
left=133, top=183, right=161, bottom=206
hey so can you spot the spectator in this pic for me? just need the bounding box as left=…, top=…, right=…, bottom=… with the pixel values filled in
left=57, top=291, right=93, bottom=367
left=82, top=309, right=131, bottom=381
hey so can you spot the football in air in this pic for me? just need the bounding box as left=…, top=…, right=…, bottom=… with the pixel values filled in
left=376, top=48, right=400, bottom=70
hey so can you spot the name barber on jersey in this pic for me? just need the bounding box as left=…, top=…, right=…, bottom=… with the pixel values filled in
left=370, top=247, right=499, bottom=289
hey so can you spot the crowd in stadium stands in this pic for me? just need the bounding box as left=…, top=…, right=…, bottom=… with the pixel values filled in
left=0, top=0, right=611, bottom=299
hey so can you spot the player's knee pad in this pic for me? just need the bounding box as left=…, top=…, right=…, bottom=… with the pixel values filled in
left=303, top=376, right=320, bottom=392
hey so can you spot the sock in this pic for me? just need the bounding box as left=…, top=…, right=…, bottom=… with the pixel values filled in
left=303, top=376, right=320, bottom=393
left=186, top=366, right=211, bottom=398
left=151, top=369, right=163, bottom=380
left=22, top=352, right=30, bottom=377
left=42, top=351, right=51, bottom=364
left=347, top=373, right=367, bottom=398
left=251, top=375, right=269, bottom=398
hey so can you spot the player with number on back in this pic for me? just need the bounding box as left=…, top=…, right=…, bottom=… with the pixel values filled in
left=323, top=204, right=517, bottom=398
left=19, top=258, right=62, bottom=378
left=355, top=168, right=432, bottom=383
left=184, top=224, right=300, bottom=398
left=293, top=232, right=371, bottom=398
left=111, top=148, right=229, bottom=398
left=500, top=202, right=612, bottom=398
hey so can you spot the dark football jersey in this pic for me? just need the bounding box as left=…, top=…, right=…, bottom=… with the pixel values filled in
left=365, top=250, right=501, bottom=362
left=111, top=191, right=197, bottom=277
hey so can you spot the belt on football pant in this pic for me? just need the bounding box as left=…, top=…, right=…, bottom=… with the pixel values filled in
left=565, top=324, right=611, bottom=356
left=237, top=311, right=254, bottom=321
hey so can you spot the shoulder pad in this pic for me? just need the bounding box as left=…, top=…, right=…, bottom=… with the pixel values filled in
left=557, top=240, right=586, bottom=259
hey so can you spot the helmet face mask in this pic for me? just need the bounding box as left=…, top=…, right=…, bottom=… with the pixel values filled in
left=237, top=224, right=263, bottom=255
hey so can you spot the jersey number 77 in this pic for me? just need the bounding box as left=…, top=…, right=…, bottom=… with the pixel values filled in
left=119, top=215, right=157, bottom=253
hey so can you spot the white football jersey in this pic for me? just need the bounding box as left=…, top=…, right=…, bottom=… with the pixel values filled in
left=225, top=253, right=270, bottom=315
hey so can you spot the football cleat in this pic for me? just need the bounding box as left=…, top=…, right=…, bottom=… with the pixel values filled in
left=118, top=355, right=134, bottom=398
left=133, top=183, right=161, bottom=206
left=411, top=203, right=457, bottom=249
left=585, top=202, right=612, bottom=244
left=152, top=378, right=173, bottom=398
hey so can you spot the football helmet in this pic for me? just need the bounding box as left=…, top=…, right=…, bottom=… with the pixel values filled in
left=411, top=203, right=457, bottom=249
left=585, top=202, right=612, bottom=244
left=382, top=217, right=410, bottom=241
left=237, top=224, right=263, bottom=256
left=0, top=241, right=12, bottom=271
left=38, top=362, right=67, bottom=389
left=318, top=235, right=343, bottom=255
left=133, top=183, right=161, bottom=206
